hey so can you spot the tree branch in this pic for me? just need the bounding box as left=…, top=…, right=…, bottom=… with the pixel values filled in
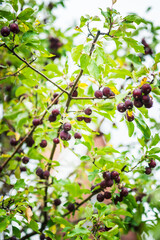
left=3, top=44, right=69, bottom=94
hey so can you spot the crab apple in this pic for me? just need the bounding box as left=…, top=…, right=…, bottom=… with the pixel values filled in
left=110, top=91, right=115, bottom=97
left=72, top=90, right=78, bottom=97
left=102, top=87, right=111, bottom=97
left=26, top=136, right=34, bottom=147
left=126, top=112, right=135, bottom=122
left=94, top=90, right=103, bottom=99
left=117, top=103, right=126, bottom=113
left=103, top=171, right=111, bottom=180
left=149, top=159, right=156, bottom=168
left=63, top=122, right=71, bottom=131
left=10, top=23, right=19, bottom=34
left=125, top=99, right=133, bottom=109
left=104, top=191, right=111, bottom=199
left=60, top=130, right=70, bottom=141
left=141, top=84, right=152, bottom=95
left=114, top=195, right=123, bottom=204
left=77, top=116, right=84, bottom=121
left=33, top=118, right=41, bottom=126
left=74, top=132, right=82, bottom=139
left=142, top=95, right=150, bottom=104
left=67, top=203, right=75, bottom=212
left=100, top=180, right=107, bottom=189
left=145, top=167, right=152, bottom=175
left=40, top=140, right=47, bottom=148
left=54, top=198, right=61, bottom=206
left=67, top=133, right=71, bottom=140
left=20, top=167, right=26, bottom=172
left=84, top=117, right=91, bottom=123
left=10, top=138, right=18, bottom=146
left=52, top=109, right=60, bottom=116
left=97, top=193, right=104, bottom=202
left=134, top=99, right=143, bottom=108
left=48, top=114, right=56, bottom=122
left=111, top=171, right=119, bottom=180
left=5, top=85, right=12, bottom=91
left=43, top=170, right=50, bottom=179
left=115, top=176, right=120, bottom=183
left=106, top=179, right=114, bottom=187
left=53, top=138, right=60, bottom=144
left=144, top=99, right=153, bottom=108
left=53, top=92, right=59, bottom=104
left=46, top=237, right=52, bottom=240
left=22, top=156, right=29, bottom=164
left=36, top=168, right=43, bottom=177
left=133, top=88, right=142, bottom=99
left=1, top=26, right=10, bottom=37
left=15, top=156, right=21, bottom=161
left=0, top=166, right=3, bottom=173
left=91, top=185, right=96, bottom=191
left=84, top=107, right=92, bottom=115
left=120, top=188, right=129, bottom=197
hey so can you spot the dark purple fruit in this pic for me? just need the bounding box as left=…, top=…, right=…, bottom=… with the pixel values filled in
left=142, top=95, right=150, bottom=104
left=141, top=84, right=151, bottom=95
left=134, top=99, right=143, bottom=108
left=133, top=89, right=142, bottom=99
left=125, top=100, right=133, bottom=109
left=0, top=166, right=3, bottom=173
left=15, top=156, right=21, bottom=161
left=97, top=193, right=104, bottom=202
left=43, top=170, right=50, bottom=179
left=10, top=237, right=17, bottom=240
left=60, top=130, right=70, bottom=141
left=52, top=109, right=60, bottom=116
left=54, top=198, right=61, bottom=206
left=144, top=99, right=153, bottom=108
left=94, top=90, right=103, bottom=99
left=46, top=237, right=52, bottom=240
left=91, top=185, right=96, bottom=191
left=149, top=159, right=156, bottom=168
left=104, top=191, right=111, bottom=199
left=126, top=112, right=135, bottom=122
left=48, top=114, right=56, bottom=122
left=102, top=87, right=111, bottom=97
left=114, top=195, right=123, bottom=204
left=5, top=85, right=12, bottom=91
left=84, top=117, right=91, bottom=123
left=67, top=203, right=75, bottom=212
left=67, top=133, right=71, bottom=140
left=10, top=23, right=19, bottom=34
left=63, top=122, right=71, bottom=131
left=10, top=138, right=18, bottom=146
left=20, top=167, right=26, bottom=172
left=99, top=227, right=106, bottom=232
left=1, top=26, right=10, bottom=37
left=26, top=136, right=34, bottom=147
left=145, top=167, right=151, bottom=175
left=40, top=140, right=47, bottom=148
left=33, top=119, right=41, bottom=126
left=22, top=156, right=29, bottom=164
left=53, top=138, right=60, bottom=144
left=36, top=168, right=43, bottom=177
left=120, top=187, right=129, bottom=197
left=106, top=179, right=113, bottom=187
left=103, top=171, right=111, bottom=180
left=53, top=92, right=59, bottom=104
left=100, top=180, right=107, bottom=189
left=110, top=92, right=115, bottom=97
left=117, top=103, right=126, bottom=113
left=74, top=132, right=82, bottom=139
left=115, top=176, right=120, bottom=183
left=72, top=90, right=78, bottom=97
left=111, top=171, right=119, bottom=180
left=77, top=116, right=84, bottom=121
left=84, top=108, right=92, bottom=115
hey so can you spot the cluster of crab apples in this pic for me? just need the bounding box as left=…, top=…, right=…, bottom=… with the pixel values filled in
left=145, top=159, right=156, bottom=175
left=91, top=170, right=129, bottom=204
left=117, top=83, right=153, bottom=121
left=1, top=23, right=19, bottom=37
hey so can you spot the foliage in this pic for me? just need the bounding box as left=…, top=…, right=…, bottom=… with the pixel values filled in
left=0, top=0, right=160, bottom=240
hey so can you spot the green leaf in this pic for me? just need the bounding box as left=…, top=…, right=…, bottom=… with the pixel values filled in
left=71, top=45, right=83, bottom=63
left=124, top=14, right=146, bottom=25
left=10, top=0, right=18, bottom=12
left=80, top=16, right=89, bottom=28
left=80, top=156, right=91, bottom=161
left=112, top=209, right=132, bottom=217
left=155, top=53, right=160, bottom=63
left=18, top=8, right=34, bottom=20
left=51, top=216, right=72, bottom=227
left=0, top=4, right=14, bottom=20
left=150, top=134, right=160, bottom=148
left=14, top=179, right=25, bottom=190
left=135, top=118, right=151, bottom=139
left=87, top=59, right=100, bottom=79
left=13, top=226, right=21, bottom=238
left=80, top=54, right=90, bottom=71
left=124, top=37, right=144, bottom=53
left=127, top=54, right=142, bottom=65
left=15, top=86, right=29, bottom=97
left=0, top=217, right=10, bottom=232
left=148, top=147, right=160, bottom=155
left=126, top=121, right=134, bottom=137
left=27, top=219, right=40, bottom=233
